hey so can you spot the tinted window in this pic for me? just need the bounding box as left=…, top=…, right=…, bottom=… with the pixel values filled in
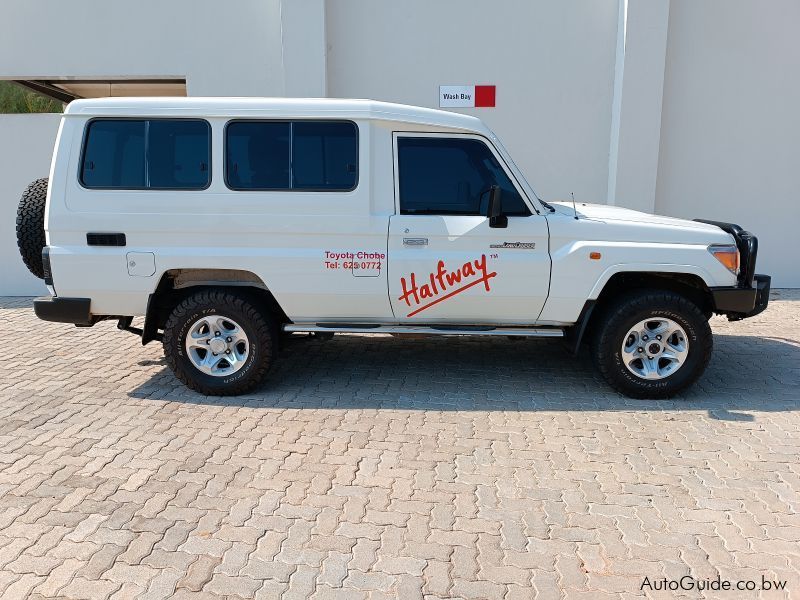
left=292, top=122, right=357, bottom=190
left=225, top=120, right=357, bottom=191
left=81, top=120, right=145, bottom=188
left=398, top=137, right=530, bottom=216
left=148, top=120, right=210, bottom=189
left=81, top=119, right=209, bottom=189
left=226, top=122, right=290, bottom=190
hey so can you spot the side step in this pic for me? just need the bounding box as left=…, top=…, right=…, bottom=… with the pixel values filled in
left=283, top=323, right=563, bottom=338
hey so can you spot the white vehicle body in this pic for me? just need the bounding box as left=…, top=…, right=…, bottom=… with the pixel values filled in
left=31, top=97, right=770, bottom=398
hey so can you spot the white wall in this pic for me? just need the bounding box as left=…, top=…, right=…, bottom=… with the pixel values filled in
left=0, top=115, right=60, bottom=296
left=607, top=0, right=670, bottom=214
left=656, top=0, right=800, bottom=287
left=326, top=0, right=620, bottom=204
left=0, top=0, right=797, bottom=290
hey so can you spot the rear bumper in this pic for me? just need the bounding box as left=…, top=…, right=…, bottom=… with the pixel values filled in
left=33, top=296, right=93, bottom=325
left=710, top=274, right=771, bottom=321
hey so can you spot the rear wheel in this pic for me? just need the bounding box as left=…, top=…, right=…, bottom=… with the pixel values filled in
left=591, top=290, right=712, bottom=398
left=163, top=289, right=276, bottom=395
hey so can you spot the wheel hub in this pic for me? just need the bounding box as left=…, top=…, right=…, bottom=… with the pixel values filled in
left=209, top=338, right=227, bottom=354
left=185, top=315, right=249, bottom=377
left=621, top=317, right=689, bottom=380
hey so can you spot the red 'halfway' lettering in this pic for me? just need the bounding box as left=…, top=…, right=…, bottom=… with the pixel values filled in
left=398, top=254, right=497, bottom=316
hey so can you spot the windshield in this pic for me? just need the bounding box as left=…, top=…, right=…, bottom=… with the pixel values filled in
left=488, top=133, right=542, bottom=202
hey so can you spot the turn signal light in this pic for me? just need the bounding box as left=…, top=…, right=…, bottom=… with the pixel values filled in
left=708, top=244, right=740, bottom=275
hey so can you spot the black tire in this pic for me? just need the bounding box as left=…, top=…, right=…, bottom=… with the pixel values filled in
left=591, top=290, right=713, bottom=399
left=163, top=289, right=276, bottom=395
left=16, top=177, right=49, bottom=279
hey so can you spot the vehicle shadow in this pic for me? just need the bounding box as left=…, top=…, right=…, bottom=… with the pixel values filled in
left=128, top=333, right=799, bottom=420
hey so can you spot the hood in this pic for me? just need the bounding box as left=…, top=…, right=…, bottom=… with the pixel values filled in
left=550, top=202, right=718, bottom=229
left=547, top=201, right=735, bottom=244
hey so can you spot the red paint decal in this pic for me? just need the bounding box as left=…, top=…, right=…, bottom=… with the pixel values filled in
left=474, top=85, right=496, bottom=107
left=324, top=250, right=385, bottom=272
left=398, top=254, right=497, bottom=317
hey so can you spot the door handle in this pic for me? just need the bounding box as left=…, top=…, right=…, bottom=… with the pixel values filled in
left=403, top=237, right=428, bottom=246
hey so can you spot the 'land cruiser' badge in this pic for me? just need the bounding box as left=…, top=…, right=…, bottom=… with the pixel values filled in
left=489, top=242, right=536, bottom=250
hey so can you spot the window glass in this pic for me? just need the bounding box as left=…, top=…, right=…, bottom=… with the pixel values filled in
left=397, top=137, right=530, bottom=216
left=148, top=120, right=210, bottom=189
left=225, top=120, right=358, bottom=191
left=81, top=120, right=145, bottom=188
left=226, top=122, right=290, bottom=190
left=292, top=122, right=358, bottom=190
left=81, top=119, right=209, bottom=189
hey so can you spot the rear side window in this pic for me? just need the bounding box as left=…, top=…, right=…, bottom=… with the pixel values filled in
left=81, top=121, right=145, bottom=188
left=292, top=122, right=358, bottom=190
left=225, top=120, right=358, bottom=191
left=397, top=137, right=530, bottom=216
left=226, top=122, right=291, bottom=189
left=81, top=119, right=210, bottom=189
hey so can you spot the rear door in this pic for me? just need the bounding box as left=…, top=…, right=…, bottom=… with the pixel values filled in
left=388, top=133, right=550, bottom=324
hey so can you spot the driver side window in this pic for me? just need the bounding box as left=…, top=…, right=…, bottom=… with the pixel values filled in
left=397, top=137, right=530, bottom=216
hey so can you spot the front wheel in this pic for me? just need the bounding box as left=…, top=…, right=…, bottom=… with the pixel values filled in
left=591, top=290, right=713, bottom=399
left=163, top=289, right=276, bottom=395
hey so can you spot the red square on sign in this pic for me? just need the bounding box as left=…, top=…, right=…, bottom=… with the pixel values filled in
left=474, top=85, right=496, bottom=107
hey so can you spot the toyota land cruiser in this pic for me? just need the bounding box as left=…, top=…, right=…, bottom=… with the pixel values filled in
left=17, top=98, right=770, bottom=398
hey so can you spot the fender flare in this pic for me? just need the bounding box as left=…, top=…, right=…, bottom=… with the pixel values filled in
left=587, top=263, right=716, bottom=300
left=141, top=269, right=286, bottom=345
left=567, top=264, right=717, bottom=355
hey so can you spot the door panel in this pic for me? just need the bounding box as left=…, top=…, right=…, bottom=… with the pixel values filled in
left=388, top=132, right=550, bottom=324
left=388, top=214, right=550, bottom=323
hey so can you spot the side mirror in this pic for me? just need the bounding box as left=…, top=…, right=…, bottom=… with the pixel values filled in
left=487, top=185, right=507, bottom=228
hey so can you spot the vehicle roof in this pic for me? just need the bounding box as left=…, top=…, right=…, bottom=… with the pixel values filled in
left=64, top=97, right=490, bottom=133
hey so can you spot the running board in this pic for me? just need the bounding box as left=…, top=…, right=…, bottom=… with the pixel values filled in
left=283, top=324, right=563, bottom=338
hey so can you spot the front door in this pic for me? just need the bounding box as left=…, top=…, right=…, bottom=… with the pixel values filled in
left=388, top=133, right=550, bottom=324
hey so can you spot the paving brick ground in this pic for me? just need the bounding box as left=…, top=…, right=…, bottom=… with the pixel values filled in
left=0, top=291, right=798, bottom=599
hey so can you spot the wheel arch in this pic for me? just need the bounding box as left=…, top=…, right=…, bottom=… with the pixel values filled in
left=142, top=268, right=289, bottom=345
left=565, top=270, right=714, bottom=355
left=587, top=264, right=716, bottom=300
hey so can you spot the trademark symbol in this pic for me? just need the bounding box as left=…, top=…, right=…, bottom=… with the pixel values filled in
left=490, top=254, right=499, bottom=259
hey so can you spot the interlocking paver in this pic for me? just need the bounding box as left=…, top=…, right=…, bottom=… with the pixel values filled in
left=177, top=555, right=221, bottom=592
left=60, top=576, right=120, bottom=600
left=34, top=557, right=85, bottom=597
left=0, top=292, right=798, bottom=599
left=204, top=572, right=261, bottom=598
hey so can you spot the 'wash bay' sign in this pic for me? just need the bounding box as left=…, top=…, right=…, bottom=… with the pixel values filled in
left=439, top=85, right=496, bottom=108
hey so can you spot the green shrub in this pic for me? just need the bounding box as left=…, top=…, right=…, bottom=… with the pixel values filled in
left=0, top=81, right=63, bottom=114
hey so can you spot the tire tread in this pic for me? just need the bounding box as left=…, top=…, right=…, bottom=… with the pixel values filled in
left=163, top=289, right=275, bottom=396
left=592, top=290, right=713, bottom=399
left=16, top=177, right=49, bottom=280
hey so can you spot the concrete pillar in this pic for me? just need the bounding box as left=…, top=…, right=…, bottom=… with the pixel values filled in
left=279, top=0, right=327, bottom=97
left=607, top=0, right=670, bottom=212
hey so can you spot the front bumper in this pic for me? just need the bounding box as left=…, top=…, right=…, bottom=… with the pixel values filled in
left=694, top=219, right=770, bottom=321
left=33, top=296, right=93, bottom=325
left=711, top=274, right=771, bottom=321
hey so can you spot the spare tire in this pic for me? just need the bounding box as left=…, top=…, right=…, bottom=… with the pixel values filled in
left=16, top=177, right=49, bottom=280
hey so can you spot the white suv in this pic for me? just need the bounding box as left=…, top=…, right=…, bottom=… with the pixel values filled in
left=17, top=97, right=770, bottom=398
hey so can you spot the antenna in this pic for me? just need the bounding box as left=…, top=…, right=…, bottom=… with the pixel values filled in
left=571, top=192, right=579, bottom=220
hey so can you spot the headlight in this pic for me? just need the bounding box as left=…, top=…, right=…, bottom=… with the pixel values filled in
left=708, top=244, right=740, bottom=275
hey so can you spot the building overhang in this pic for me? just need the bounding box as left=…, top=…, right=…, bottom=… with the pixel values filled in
left=6, top=78, right=187, bottom=103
